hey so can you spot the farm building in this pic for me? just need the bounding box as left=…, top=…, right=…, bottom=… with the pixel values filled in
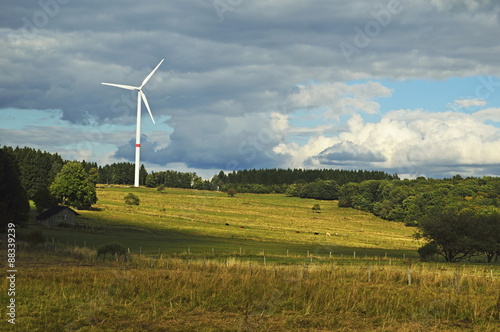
left=36, top=206, right=79, bottom=226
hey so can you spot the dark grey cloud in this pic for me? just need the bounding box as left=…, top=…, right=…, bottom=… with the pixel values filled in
left=3, top=0, right=499, bottom=123
left=2, top=0, right=500, bottom=173
left=115, top=112, right=285, bottom=169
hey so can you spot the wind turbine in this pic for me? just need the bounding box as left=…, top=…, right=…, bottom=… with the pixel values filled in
left=102, top=59, right=164, bottom=187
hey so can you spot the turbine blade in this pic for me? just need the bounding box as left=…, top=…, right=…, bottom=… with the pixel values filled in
left=101, top=83, right=138, bottom=90
left=140, top=59, right=164, bottom=88
left=140, top=90, right=156, bottom=124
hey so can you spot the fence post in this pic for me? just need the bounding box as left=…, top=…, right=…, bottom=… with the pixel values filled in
left=368, top=266, right=371, bottom=282
left=407, top=268, right=412, bottom=286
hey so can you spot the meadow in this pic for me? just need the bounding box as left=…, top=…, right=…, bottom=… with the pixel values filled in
left=31, top=186, right=420, bottom=260
left=3, top=186, right=500, bottom=331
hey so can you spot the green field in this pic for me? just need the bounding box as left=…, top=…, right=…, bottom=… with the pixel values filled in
left=4, top=186, right=500, bottom=331
left=29, top=186, right=420, bottom=260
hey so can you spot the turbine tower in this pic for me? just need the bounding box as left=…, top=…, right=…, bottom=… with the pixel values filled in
left=102, top=59, right=164, bottom=187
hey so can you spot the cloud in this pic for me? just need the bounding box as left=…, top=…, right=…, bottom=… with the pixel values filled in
left=277, top=110, right=500, bottom=178
left=287, top=81, right=392, bottom=119
left=274, top=136, right=341, bottom=168
left=472, top=107, right=500, bottom=123
left=114, top=112, right=289, bottom=170
left=317, top=140, right=386, bottom=165
left=430, top=0, right=500, bottom=13
left=2, top=0, right=500, bottom=125
left=2, top=1, right=500, bottom=178
left=448, top=98, right=487, bottom=110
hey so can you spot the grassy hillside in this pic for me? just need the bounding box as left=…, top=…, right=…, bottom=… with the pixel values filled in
left=30, top=186, right=420, bottom=259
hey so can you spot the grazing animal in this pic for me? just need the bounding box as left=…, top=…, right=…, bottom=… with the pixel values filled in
left=240, top=226, right=245, bottom=228
left=295, top=231, right=300, bottom=233
left=335, top=233, right=339, bottom=236
left=314, top=232, right=319, bottom=235
left=326, top=232, right=331, bottom=236
left=225, top=223, right=230, bottom=226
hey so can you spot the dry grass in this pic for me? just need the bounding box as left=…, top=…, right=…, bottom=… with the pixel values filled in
left=2, top=248, right=499, bottom=331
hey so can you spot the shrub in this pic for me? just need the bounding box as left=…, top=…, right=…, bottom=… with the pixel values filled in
left=312, top=204, right=321, bottom=213
left=227, top=188, right=237, bottom=197
left=124, top=193, right=140, bottom=205
left=157, top=184, right=165, bottom=192
left=417, top=242, right=439, bottom=262
left=26, top=230, right=45, bottom=246
left=97, top=243, right=127, bottom=258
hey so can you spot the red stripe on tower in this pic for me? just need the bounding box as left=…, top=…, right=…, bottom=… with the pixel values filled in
left=136, top=144, right=141, bottom=147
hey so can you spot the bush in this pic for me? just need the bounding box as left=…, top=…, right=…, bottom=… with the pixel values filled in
left=227, top=188, right=237, bottom=197
left=312, top=204, right=321, bottom=213
left=124, top=193, right=140, bottom=205
left=97, top=243, right=127, bottom=258
left=417, top=242, right=439, bottom=262
left=26, top=230, right=45, bottom=246
left=157, top=184, right=165, bottom=192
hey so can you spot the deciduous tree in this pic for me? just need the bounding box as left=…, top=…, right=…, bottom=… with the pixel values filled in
left=50, top=162, right=97, bottom=209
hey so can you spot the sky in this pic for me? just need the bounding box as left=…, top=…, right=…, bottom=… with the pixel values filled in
left=1, top=0, right=500, bottom=180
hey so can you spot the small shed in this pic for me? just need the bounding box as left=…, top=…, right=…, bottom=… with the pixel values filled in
left=36, top=206, right=79, bottom=226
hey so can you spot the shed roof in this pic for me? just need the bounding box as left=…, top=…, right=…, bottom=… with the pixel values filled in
left=36, top=206, right=80, bottom=220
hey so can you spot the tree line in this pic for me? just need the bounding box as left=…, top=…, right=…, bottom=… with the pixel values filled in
left=336, top=176, right=500, bottom=262
left=212, top=168, right=397, bottom=195
left=336, top=176, right=500, bottom=226
left=219, top=168, right=397, bottom=186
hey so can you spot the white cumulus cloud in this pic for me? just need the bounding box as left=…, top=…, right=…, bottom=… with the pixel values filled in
left=276, top=108, right=500, bottom=178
